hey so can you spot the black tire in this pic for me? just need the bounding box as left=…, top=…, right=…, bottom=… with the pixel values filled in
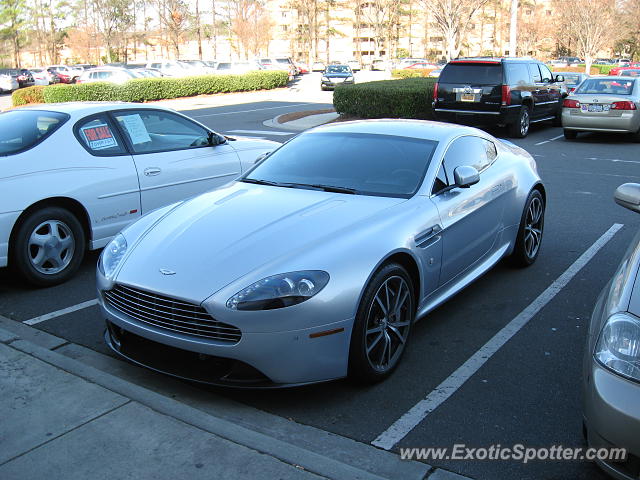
left=508, top=105, right=531, bottom=138
left=349, top=263, right=415, bottom=383
left=510, top=189, right=545, bottom=268
left=11, top=207, right=86, bottom=287
left=552, top=103, right=563, bottom=126
left=564, top=129, right=578, bottom=140
left=631, top=128, right=640, bottom=143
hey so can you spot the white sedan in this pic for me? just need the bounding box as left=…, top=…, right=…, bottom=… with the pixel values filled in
left=0, top=103, right=278, bottom=286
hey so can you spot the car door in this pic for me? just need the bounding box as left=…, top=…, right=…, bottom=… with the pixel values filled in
left=429, top=136, right=505, bottom=286
left=73, top=113, right=141, bottom=245
left=110, top=109, right=242, bottom=215
left=539, top=63, right=562, bottom=116
left=527, top=63, right=550, bottom=118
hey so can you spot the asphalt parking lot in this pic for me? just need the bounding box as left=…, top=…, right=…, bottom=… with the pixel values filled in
left=1, top=97, right=639, bottom=480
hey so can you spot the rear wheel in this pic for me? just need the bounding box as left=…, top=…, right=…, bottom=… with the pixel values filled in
left=11, top=207, right=86, bottom=287
left=508, top=105, right=530, bottom=138
left=349, top=263, right=415, bottom=383
left=631, top=127, right=640, bottom=143
left=564, top=129, right=578, bottom=140
left=510, top=190, right=545, bottom=267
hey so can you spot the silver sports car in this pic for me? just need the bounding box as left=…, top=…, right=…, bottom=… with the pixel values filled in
left=97, top=120, right=545, bottom=387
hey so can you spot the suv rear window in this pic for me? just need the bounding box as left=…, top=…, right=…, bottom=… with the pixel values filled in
left=439, top=63, right=503, bottom=84
left=0, top=110, right=68, bottom=156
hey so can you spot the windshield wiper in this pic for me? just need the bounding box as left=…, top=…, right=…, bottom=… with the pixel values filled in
left=240, top=178, right=281, bottom=186
left=241, top=179, right=357, bottom=194
left=305, top=184, right=358, bottom=194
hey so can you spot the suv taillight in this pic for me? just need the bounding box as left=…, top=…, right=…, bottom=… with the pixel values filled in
left=563, top=99, right=581, bottom=108
left=433, top=82, right=439, bottom=101
left=610, top=101, right=637, bottom=110
left=501, top=85, right=511, bottom=106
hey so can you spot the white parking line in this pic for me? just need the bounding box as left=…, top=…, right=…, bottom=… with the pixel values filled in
left=191, top=103, right=314, bottom=118
left=586, top=157, right=640, bottom=165
left=534, top=135, right=564, bottom=146
left=23, top=299, right=98, bottom=326
left=227, top=129, right=294, bottom=136
left=372, top=223, right=624, bottom=451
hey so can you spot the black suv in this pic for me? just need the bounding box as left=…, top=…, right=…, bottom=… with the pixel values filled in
left=433, top=57, right=566, bottom=138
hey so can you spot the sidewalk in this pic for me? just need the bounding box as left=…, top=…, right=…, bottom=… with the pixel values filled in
left=0, top=319, right=470, bottom=480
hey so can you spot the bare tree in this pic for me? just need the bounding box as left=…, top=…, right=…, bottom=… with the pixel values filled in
left=554, top=0, right=619, bottom=73
left=425, top=0, right=489, bottom=61
left=227, top=0, right=272, bottom=59
left=156, top=0, right=190, bottom=58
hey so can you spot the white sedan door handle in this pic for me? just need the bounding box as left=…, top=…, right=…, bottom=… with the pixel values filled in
left=144, top=167, right=161, bottom=176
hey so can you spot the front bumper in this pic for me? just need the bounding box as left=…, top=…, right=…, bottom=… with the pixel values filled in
left=321, top=79, right=354, bottom=89
left=433, top=105, right=520, bottom=127
left=562, top=109, right=640, bottom=133
left=99, top=294, right=354, bottom=387
left=584, top=360, right=640, bottom=480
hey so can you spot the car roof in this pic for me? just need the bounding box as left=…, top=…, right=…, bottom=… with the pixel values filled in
left=451, top=57, right=536, bottom=63
left=307, top=119, right=489, bottom=143
left=18, top=102, right=174, bottom=119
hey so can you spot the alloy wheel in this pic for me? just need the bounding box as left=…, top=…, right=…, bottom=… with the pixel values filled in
left=520, top=108, right=530, bottom=137
left=364, top=275, right=412, bottom=372
left=27, top=220, right=75, bottom=275
left=524, top=197, right=543, bottom=259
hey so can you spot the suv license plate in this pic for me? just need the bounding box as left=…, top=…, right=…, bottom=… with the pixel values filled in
left=460, top=93, right=476, bottom=102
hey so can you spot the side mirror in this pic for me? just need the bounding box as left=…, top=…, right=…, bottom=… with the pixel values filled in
left=555, top=74, right=565, bottom=83
left=453, top=166, right=480, bottom=188
left=254, top=151, right=271, bottom=164
left=614, top=183, right=640, bottom=214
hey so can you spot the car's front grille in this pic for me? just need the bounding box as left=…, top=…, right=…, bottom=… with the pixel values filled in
left=104, top=284, right=241, bottom=344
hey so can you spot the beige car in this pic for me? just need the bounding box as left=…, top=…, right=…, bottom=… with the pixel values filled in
left=562, top=76, right=640, bottom=141
left=583, top=183, right=640, bottom=480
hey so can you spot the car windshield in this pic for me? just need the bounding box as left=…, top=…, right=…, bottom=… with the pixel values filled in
left=326, top=65, right=350, bottom=74
left=242, top=132, right=438, bottom=198
left=575, top=79, right=635, bottom=95
left=562, top=74, right=582, bottom=85
left=0, top=110, right=68, bottom=156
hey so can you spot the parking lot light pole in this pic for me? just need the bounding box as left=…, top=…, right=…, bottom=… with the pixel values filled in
left=510, top=0, right=518, bottom=56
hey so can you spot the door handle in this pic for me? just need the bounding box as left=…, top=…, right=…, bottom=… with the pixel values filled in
left=144, top=167, right=161, bottom=176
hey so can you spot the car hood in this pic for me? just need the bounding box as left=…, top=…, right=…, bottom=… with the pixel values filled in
left=116, top=183, right=405, bottom=302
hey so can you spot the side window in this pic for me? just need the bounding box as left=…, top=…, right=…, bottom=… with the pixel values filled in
left=113, top=110, right=210, bottom=154
left=76, top=115, right=127, bottom=156
left=432, top=162, right=448, bottom=195
left=505, top=63, right=529, bottom=85
left=441, top=136, right=495, bottom=186
left=528, top=64, right=541, bottom=83
left=539, top=64, right=553, bottom=83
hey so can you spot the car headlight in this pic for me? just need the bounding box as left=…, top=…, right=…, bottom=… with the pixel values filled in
left=226, top=271, right=329, bottom=311
left=321, top=76, right=329, bottom=81
left=346, top=76, right=354, bottom=81
left=98, top=234, right=128, bottom=277
left=595, top=312, right=640, bottom=382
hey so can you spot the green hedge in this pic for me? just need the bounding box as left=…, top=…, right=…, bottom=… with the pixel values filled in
left=578, top=64, right=616, bottom=75
left=391, top=69, right=435, bottom=79
left=12, top=85, right=46, bottom=106
left=14, top=71, right=289, bottom=106
left=333, top=77, right=437, bottom=119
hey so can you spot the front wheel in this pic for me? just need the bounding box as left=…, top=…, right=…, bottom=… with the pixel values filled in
left=11, top=207, right=86, bottom=287
left=508, top=105, right=531, bottom=138
left=349, top=263, right=415, bottom=383
left=510, top=190, right=545, bottom=267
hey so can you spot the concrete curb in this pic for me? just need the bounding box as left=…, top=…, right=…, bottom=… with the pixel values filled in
left=264, top=112, right=340, bottom=132
left=0, top=316, right=474, bottom=480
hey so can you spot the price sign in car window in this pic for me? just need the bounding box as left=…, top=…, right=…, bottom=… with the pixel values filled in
left=120, top=114, right=151, bottom=144
left=80, top=123, right=117, bottom=150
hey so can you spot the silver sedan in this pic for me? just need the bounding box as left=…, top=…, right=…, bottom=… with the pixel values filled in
left=583, top=183, right=640, bottom=480
left=97, top=120, right=546, bottom=387
left=562, top=76, right=640, bottom=140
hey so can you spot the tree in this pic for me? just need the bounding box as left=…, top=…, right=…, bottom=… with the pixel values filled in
left=554, top=0, right=619, bottom=73
left=227, top=0, right=272, bottom=59
left=425, top=0, right=490, bottom=61
left=156, top=0, right=190, bottom=58
left=0, top=0, right=27, bottom=67
left=616, top=0, right=640, bottom=60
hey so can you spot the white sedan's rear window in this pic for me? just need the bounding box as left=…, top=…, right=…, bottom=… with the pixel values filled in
left=0, top=110, right=68, bottom=156
left=576, top=79, right=635, bottom=95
